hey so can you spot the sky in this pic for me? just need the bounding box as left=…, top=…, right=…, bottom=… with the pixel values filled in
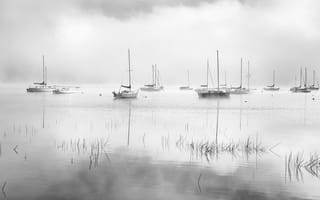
left=1, top=0, right=320, bottom=86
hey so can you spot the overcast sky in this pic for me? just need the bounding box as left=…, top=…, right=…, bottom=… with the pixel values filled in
left=1, top=0, right=320, bottom=86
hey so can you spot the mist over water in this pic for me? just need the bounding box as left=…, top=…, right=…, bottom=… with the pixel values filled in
left=0, top=85, right=319, bottom=199
left=2, top=0, right=320, bottom=199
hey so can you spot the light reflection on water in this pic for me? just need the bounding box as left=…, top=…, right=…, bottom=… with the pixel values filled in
left=0, top=85, right=320, bottom=199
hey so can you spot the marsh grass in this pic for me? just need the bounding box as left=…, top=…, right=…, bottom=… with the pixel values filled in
left=56, top=137, right=111, bottom=169
left=2, top=181, right=7, bottom=199
left=175, top=135, right=267, bottom=162
left=285, top=152, right=320, bottom=182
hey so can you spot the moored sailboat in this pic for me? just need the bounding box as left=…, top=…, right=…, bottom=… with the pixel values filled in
left=308, top=70, right=319, bottom=90
left=179, top=70, right=193, bottom=90
left=195, top=50, right=230, bottom=98
left=26, top=56, right=56, bottom=92
left=264, top=70, right=280, bottom=91
left=140, top=64, right=163, bottom=91
left=112, top=49, right=139, bottom=99
left=291, top=68, right=310, bottom=93
left=230, top=58, right=249, bottom=94
left=219, top=71, right=228, bottom=89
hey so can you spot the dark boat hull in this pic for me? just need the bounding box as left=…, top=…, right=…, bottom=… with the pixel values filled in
left=196, top=89, right=230, bottom=98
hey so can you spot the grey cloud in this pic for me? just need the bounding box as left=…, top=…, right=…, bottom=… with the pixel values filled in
left=77, top=0, right=219, bottom=19
left=76, top=0, right=268, bottom=20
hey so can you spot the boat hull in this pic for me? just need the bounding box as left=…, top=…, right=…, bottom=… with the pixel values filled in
left=140, top=87, right=162, bottom=92
left=263, top=87, right=280, bottom=91
left=291, top=87, right=311, bottom=93
left=230, top=88, right=249, bottom=94
left=308, top=86, right=319, bottom=90
left=113, top=90, right=138, bottom=99
left=27, top=87, right=55, bottom=92
left=53, top=89, right=77, bottom=94
left=179, top=86, right=193, bottom=90
left=196, top=89, right=230, bottom=98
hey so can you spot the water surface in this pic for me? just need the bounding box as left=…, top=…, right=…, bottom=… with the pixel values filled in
left=0, top=85, right=319, bottom=199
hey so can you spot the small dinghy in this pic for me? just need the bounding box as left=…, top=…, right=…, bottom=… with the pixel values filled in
left=53, top=87, right=78, bottom=94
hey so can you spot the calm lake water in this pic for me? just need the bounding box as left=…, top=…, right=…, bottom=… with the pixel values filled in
left=0, top=84, right=320, bottom=199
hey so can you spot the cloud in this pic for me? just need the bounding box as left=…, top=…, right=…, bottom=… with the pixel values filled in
left=1, top=0, right=320, bottom=85
left=77, top=0, right=220, bottom=19
left=76, top=0, right=272, bottom=20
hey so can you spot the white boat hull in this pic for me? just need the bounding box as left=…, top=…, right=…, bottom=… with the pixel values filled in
left=27, top=87, right=55, bottom=92
left=263, top=87, right=280, bottom=91
left=230, top=88, right=249, bottom=94
left=140, top=87, right=162, bottom=92
left=179, top=86, right=193, bottom=90
left=53, top=89, right=77, bottom=94
left=113, top=90, right=138, bottom=99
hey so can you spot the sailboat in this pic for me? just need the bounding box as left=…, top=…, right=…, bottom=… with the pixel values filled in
left=230, top=58, right=249, bottom=94
left=263, top=70, right=280, bottom=91
left=156, top=66, right=164, bottom=90
left=26, top=56, right=56, bottom=92
left=290, top=68, right=302, bottom=92
left=308, top=70, right=319, bottom=90
left=195, top=50, right=230, bottom=98
left=179, top=70, right=193, bottom=90
left=112, top=49, right=139, bottom=99
left=219, top=71, right=228, bottom=89
left=291, top=68, right=310, bottom=93
left=140, top=64, right=163, bottom=91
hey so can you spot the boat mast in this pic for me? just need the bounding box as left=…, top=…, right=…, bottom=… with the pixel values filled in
left=45, top=66, right=47, bottom=85
left=304, top=67, right=307, bottom=88
left=128, top=49, right=131, bottom=91
left=155, top=64, right=159, bottom=87
left=247, top=60, right=250, bottom=90
left=273, top=70, right=275, bottom=86
left=313, top=70, right=315, bottom=86
left=206, top=59, right=209, bottom=89
left=240, top=58, right=243, bottom=88
left=42, top=55, right=46, bottom=85
left=187, top=70, right=190, bottom=87
left=217, top=50, right=220, bottom=91
left=152, top=65, right=155, bottom=86
left=300, top=67, right=302, bottom=87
